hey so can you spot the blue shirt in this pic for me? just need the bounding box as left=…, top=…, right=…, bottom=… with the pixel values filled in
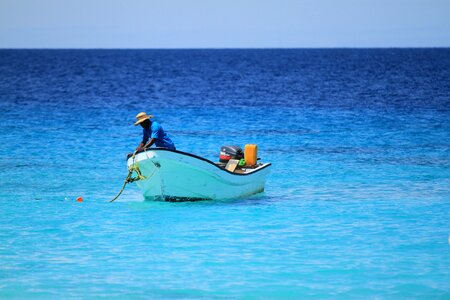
left=142, top=121, right=176, bottom=150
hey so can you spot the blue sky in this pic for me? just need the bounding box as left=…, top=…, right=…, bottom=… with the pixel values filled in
left=0, top=0, right=449, bottom=48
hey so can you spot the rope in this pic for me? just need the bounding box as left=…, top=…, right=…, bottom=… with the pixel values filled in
left=108, top=170, right=133, bottom=203
left=109, top=151, right=146, bottom=203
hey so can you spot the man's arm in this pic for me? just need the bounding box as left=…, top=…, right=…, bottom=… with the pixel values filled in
left=143, top=138, right=156, bottom=149
left=136, top=141, right=145, bottom=152
left=136, top=129, right=151, bottom=151
left=136, top=138, right=155, bottom=151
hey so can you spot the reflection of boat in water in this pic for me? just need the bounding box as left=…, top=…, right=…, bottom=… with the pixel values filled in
left=127, top=147, right=271, bottom=201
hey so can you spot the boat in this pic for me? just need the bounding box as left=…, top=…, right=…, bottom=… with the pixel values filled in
left=127, top=147, right=271, bottom=201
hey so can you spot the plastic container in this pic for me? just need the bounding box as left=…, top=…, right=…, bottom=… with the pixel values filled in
left=244, top=144, right=258, bottom=165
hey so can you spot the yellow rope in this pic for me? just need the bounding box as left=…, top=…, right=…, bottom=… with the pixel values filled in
left=129, top=161, right=146, bottom=181
left=109, top=151, right=146, bottom=202
left=108, top=170, right=133, bottom=203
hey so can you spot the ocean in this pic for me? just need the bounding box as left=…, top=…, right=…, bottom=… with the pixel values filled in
left=0, top=49, right=449, bottom=298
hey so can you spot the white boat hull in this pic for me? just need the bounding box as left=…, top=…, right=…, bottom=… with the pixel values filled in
left=127, top=149, right=271, bottom=201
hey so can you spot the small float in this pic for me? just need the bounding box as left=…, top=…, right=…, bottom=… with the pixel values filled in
left=127, top=145, right=271, bottom=201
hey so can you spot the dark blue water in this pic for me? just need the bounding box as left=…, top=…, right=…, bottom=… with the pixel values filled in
left=1, top=49, right=449, bottom=298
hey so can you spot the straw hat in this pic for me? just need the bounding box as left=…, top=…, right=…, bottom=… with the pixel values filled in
left=134, top=112, right=154, bottom=126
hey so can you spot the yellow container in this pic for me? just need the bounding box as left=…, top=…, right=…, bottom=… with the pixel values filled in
left=244, top=144, right=258, bottom=165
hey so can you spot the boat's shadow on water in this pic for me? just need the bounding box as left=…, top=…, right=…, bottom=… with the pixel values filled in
left=138, top=192, right=276, bottom=206
left=122, top=193, right=276, bottom=208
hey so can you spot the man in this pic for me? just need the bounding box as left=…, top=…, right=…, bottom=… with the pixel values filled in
left=134, top=112, right=176, bottom=152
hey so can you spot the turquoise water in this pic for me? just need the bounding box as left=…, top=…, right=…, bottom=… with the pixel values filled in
left=0, top=49, right=449, bottom=298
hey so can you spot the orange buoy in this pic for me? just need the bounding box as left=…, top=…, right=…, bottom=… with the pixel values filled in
left=76, top=197, right=83, bottom=202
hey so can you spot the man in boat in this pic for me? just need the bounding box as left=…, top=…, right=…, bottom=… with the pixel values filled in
left=134, top=112, right=176, bottom=152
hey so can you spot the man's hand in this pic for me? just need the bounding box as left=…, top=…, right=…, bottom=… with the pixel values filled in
left=142, top=138, right=155, bottom=150
left=136, top=142, right=146, bottom=152
left=135, top=138, right=154, bottom=153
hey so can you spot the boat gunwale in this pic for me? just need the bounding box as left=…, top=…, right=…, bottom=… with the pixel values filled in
left=131, top=148, right=271, bottom=177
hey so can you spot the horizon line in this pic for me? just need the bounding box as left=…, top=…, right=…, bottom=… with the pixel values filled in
left=1, top=46, right=449, bottom=50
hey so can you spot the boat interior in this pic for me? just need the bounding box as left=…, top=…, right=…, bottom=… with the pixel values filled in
left=216, top=159, right=263, bottom=174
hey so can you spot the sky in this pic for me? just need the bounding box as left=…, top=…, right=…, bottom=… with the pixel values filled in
left=0, top=0, right=449, bottom=48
